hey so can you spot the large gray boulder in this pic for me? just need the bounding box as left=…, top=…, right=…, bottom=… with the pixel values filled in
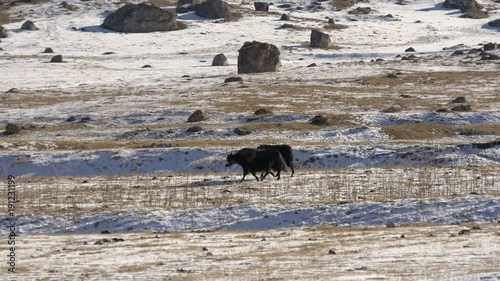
left=195, top=0, right=231, bottom=19
left=0, top=25, right=7, bottom=38
left=254, top=2, right=269, bottom=11
left=102, top=3, right=177, bottom=33
left=310, top=29, right=330, bottom=48
left=237, top=41, right=280, bottom=74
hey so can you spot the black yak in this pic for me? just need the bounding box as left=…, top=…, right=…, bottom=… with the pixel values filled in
left=257, top=144, right=295, bottom=177
left=226, top=148, right=287, bottom=182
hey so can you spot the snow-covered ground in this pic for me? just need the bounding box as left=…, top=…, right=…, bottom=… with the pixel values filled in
left=0, top=0, right=499, bottom=279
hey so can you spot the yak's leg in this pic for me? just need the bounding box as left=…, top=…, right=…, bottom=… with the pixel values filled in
left=240, top=168, right=249, bottom=182
left=251, top=169, right=260, bottom=181
left=260, top=162, right=272, bottom=181
left=290, top=163, right=295, bottom=177
left=275, top=169, right=281, bottom=180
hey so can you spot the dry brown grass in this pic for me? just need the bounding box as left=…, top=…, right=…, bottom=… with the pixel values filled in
left=382, top=124, right=500, bottom=140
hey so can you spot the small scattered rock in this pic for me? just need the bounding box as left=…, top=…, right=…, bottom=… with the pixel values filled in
left=405, top=47, right=416, bottom=52
left=382, top=106, right=402, bottom=113
left=212, top=53, right=228, bottom=66
left=5, top=123, right=21, bottom=135
left=50, top=55, right=63, bottom=63
left=436, top=108, right=450, bottom=113
left=186, top=126, right=203, bottom=133
left=328, top=18, right=335, bottom=24
left=458, top=229, right=471, bottom=235
left=224, top=76, right=243, bottom=83
left=43, top=47, right=54, bottom=53
left=387, top=73, right=398, bottom=78
left=328, top=249, right=336, bottom=255
left=202, top=247, right=208, bottom=251
left=80, top=117, right=92, bottom=123
left=348, top=7, right=372, bottom=15
left=280, top=13, right=290, bottom=21
left=234, top=127, right=251, bottom=136
left=386, top=222, right=396, bottom=228
left=451, top=104, right=472, bottom=112
left=187, top=110, right=207, bottom=122
left=307, top=63, right=317, bottom=67
left=103, top=51, right=115, bottom=55
left=66, top=116, right=76, bottom=122
left=141, top=65, right=152, bottom=68
left=452, top=96, right=466, bottom=103
left=254, top=108, right=272, bottom=115
left=451, top=50, right=464, bottom=56
left=280, top=23, right=295, bottom=29
left=309, top=115, right=328, bottom=125
left=21, top=20, right=38, bottom=31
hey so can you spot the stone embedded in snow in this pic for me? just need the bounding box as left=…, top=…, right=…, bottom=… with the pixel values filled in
left=21, top=20, right=38, bottom=31
left=280, top=14, right=290, bottom=21
left=102, top=3, right=177, bottom=33
left=212, top=53, right=228, bottom=66
left=405, top=47, right=416, bottom=52
left=310, top=29, right=330, bottom=48
left=43, top=47, right=54, bottom=53
left=195, top=0, right=231, bottom=19
left=187, top=110, right=207, bottom=122
left=237, top=41, right=280, bottom=74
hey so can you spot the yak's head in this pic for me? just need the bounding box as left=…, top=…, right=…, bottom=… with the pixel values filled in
left=226, top=153, right=237, bottom=167
left=225, top=148, right=257, bottom=167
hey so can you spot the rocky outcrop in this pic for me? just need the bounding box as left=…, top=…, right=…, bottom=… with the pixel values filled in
left=102, top=3, right=177, bottom=33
